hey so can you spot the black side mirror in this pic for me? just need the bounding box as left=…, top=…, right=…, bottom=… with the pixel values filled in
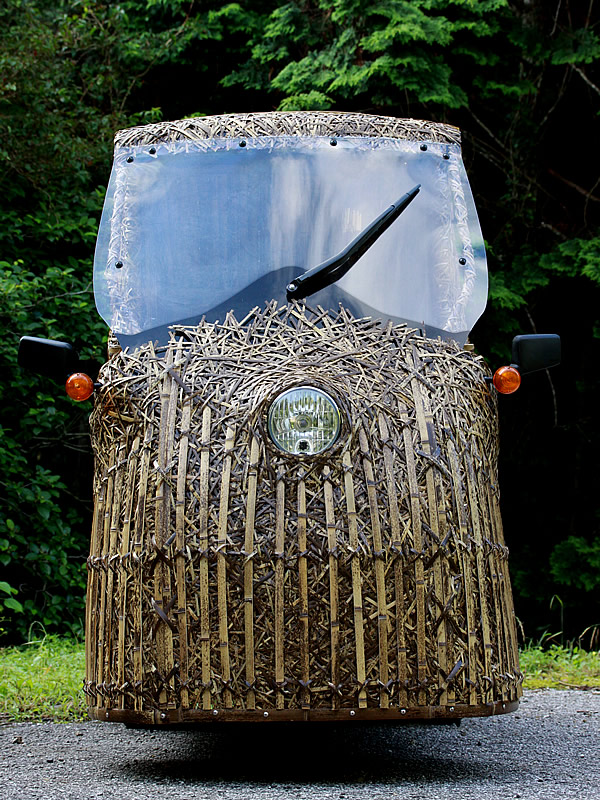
left=18, top=336, right=80, bottom=381
left=511, top=334, right=561, bottom=375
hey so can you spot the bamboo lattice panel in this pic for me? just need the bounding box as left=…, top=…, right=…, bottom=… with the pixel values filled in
left=85, top=304, right=522, bottom=721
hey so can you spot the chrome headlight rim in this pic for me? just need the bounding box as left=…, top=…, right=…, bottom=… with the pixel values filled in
left=266, top=383, right=343, bottom=458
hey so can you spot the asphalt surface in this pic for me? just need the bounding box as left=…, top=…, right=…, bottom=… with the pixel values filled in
left=1, top=690, right=599, bottom=800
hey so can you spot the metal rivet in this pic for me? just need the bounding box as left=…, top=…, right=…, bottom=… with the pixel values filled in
left=400, top=708, right=406, bottom=715
left=459, top=257, right=467, bottom=265
left=350, top=710, right=356, bottom=716
left=330, top=138, right=337, bottom=146
left=449, top=706, right=455, bottom=712
left=239, top=140, right=246, bottom=148
left=263, top=711, right=269, bottom=718
left=160, top=713, right=166, bottom=720
left=115, top=261, right=123, bottom=269
left=443, top=153, right=450, bottom=160
left=212, top=709, right=219, bottom=716
left=105, top=712, right=109, bottom=719
left=502, top=703, right=506, bottom=709
left=149, top=147, right=156, bottom=155
left=420, top=144, right=428, bottom=151
left=126, top=156, right=134, bottom=163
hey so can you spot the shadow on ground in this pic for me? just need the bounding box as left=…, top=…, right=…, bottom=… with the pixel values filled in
left=112, top=722, right=505, bottom=786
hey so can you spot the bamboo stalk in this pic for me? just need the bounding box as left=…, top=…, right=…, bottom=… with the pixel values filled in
left=274, top=468, right=286, bottom=710
left=198, top=405, right=212, bottom=710
left=343, top=451, right=367, bottom=709
left=359, top=427, right=389, bottom=709
left=323, top=465, right=340, bottom=710
left=244, top=437, right=260, bottom=710
left=297, top=469, right=311, bottom=710
left=217, top=426, right=235, bottom=708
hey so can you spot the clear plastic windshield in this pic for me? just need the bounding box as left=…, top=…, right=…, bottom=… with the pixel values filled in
left=94, top=136, right=487, bottom=346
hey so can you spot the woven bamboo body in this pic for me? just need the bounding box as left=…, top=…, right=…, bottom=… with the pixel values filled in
left=85, top=305, right=522, bottom=724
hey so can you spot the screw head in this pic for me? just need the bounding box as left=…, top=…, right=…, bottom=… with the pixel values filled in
left=239, top=140, right=247, bottom=148
left=350, top=710, right=356, bottom=716
left=420, top=144, right=428, bottom=151
left=330, top=138, right=337, bottom=146
left=449, top=706, right=455, bottom=712
left=149, top=147, right=156, bottom=155
left=443, top=153, right=450, bottom=160
left=126, top=156, right=134, bottom=163
left=212, top=709, right=219, bottom=716
left=160, top=712, right=166, bottom=720
left=263, top=711, right=269, bottom=717
left=400, top=708, right=406, bottom=715
left=105, top=712, right=109, bottom=719
left=459, top=257, right=467, bottom=265
left=115, top=261, right=123, bottom=269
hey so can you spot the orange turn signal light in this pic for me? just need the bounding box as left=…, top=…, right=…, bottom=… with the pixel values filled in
left=492, top=365, right=521, bottom=395
left=65, top=372, right=95, bottom=402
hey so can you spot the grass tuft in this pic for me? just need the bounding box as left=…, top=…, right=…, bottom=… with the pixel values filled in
left=0, top=634, right=87, bottom=722
left=520, top=644, right=600, bottom=690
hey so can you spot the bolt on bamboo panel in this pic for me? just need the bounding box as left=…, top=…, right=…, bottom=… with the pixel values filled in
left=85, top=303, right=522, bottom=719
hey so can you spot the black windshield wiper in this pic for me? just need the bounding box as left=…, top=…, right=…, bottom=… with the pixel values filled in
left=286, top=183, right=421, bottom=302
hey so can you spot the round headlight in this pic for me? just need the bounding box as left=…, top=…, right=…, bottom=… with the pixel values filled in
left=267, top=386, right=341, bottom=456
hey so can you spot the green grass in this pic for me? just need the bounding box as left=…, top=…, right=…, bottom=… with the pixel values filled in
left=0, top=634, right=87, bottom=722
left=520, top=643, right=600, bottom=690
left=1, top=636, right=599, bottom=722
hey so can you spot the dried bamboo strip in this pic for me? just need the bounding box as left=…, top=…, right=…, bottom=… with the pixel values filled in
left=133, top=424, right=153, bottom=711
left=274, top=468, right=286, bottom=710
left=488, top=481, right=520, bottom=699
left=117, top=435, right=140, bottom=709
left=244, top=436, right=260, bottom=710
left=358, top=427, right=389, bottom=709
left=408, top=350, right=448, bottom=703
left=483, top=480, right=509, bottom=700
left=342, top=451, right=367, bottom=709
left=447, top=437, right=478, bottom=706
left=399, top=403, right=427, bottom=705
left=217, top=425, right=235, bottom=708
left=463, top=448, right=494, bottom=704
left=96, top=447, right=116, bottom=697
left=198, top=405, right=212, bottom=710
left=175, top=396, right=191, bottom=709
left=377, top=413, right=405, bottom=708
left=86, top=471, right=106, bottom=705
left=153, top=348, right=177, bottom=706
left=323, top=465, right=340, bottom=710
left=297, top=469, right=311, bottom=710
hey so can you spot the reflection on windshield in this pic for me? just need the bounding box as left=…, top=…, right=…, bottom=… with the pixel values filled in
left=115, top=267, right=467, bottom=350
left=94, top=136, right=487, bottom=344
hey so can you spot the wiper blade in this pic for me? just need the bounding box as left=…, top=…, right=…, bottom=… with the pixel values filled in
left=286, top=183, right=421, bottom=302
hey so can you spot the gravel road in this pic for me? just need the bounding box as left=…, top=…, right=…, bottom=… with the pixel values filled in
left=2, top=690, right=599, bottom=800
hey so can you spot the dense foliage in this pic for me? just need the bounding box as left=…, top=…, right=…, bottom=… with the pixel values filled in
left=0, top=0, right=598, bottom=642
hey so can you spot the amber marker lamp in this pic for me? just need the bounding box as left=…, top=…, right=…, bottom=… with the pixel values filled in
left=492, top=365, right=522, bottom=395
left=65, top=372, right=95, bottom=402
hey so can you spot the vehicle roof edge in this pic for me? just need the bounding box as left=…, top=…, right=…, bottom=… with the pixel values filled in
left=114, top=111, right=462, bottom=149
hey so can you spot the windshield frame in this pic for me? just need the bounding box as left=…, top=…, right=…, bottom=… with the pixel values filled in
left=94, top=131, right=487, bottom=347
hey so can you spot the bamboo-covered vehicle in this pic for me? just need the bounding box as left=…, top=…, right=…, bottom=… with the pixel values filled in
left=20, top=111, right=560, bottom=726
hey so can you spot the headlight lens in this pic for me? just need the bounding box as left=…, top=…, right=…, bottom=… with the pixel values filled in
left=267, top=386, right=341, bottom=455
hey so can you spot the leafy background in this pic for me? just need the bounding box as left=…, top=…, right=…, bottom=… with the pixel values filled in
left=0, top=0, right=598, bottom=643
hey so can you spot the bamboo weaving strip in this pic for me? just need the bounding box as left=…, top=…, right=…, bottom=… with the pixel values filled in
left=217, top=426, right=235, bottom=708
